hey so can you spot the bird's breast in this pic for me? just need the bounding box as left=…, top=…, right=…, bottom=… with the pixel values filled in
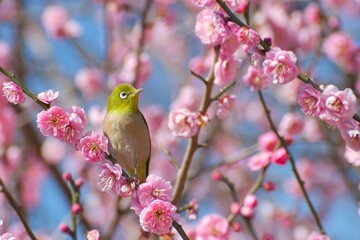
left=103, top=111, right=150, bottom=174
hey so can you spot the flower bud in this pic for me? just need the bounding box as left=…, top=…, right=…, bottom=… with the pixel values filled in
left=62, top=172, right=73, bottom=182
left=59, top=223, right=72, bottom=235
left=211, top=170, right=223, bottom=181
left=75, top=178, right=84, bottom=189
left=71, top=203, right=83, bottom=215
left=243, top=195, right=258, bottom=208
left=230, top=202, right=241, bottom=215
left=262, top=181, right=276, bottom=192
left=231, top=222, right=242, bottom=232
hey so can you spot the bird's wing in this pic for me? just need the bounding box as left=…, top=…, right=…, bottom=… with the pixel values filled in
left=140, top=112, right=151, bottom=179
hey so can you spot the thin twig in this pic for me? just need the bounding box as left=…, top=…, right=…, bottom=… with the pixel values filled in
left=132, top=0, right=153, bottom=87
left=190, top=70, right=207, bottom=85
left=172, top=220, right=190, bottom=240
left=246, top=164, right=270, bottom=196
left=211, top=81, right=236, bottom=101
left=218, top=175, right=259, bottom=240
left=161, top=147, right=180, bottom=170
left=0, top=66, right=49, bottom=110
left=0, top=66, right=93, bottom=230
left=257, top=90, right=325, bottom=234
left=0, top=178, right=37, bottom=240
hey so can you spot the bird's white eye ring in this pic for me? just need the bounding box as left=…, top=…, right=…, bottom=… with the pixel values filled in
left=119, top=91, right=128, bottom=99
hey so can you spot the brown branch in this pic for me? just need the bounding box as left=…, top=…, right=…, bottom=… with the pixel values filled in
left=0, top=177, right=37, bottom=240
left=172, top=220, right=190, bottom=240
left=258, top=90, right=325, bottom=234
left=172, top=46, right=220, bottom=206
left=215, top=0, right=360, bottom=123
left=132, top=0, right=153, bottom=87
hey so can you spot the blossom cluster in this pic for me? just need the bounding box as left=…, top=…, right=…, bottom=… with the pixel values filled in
left=97, top=162, right=177, bottom=235
left=297, top=84, right=359, bottom=150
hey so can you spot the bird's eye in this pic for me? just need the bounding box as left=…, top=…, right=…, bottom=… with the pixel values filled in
left=119, top=91, right=128, bottom=99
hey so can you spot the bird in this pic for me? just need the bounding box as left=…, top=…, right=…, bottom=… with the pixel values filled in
left=103, top=83, right=151, bottom=183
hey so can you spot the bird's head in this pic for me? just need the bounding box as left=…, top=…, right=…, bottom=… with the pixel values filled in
left=106, top=83, right=143, bottom=114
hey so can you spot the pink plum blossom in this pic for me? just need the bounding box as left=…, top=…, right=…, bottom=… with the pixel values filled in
left=186, top=199, right=199, bottom=220
left=243, top=65, right=269, bottom=91
left=278, top=112, right=305, bottom=137
left=258, top=131, right=279, bottom=152
left=217, top=95, right=237, bottom=119
left=248, top=151, right=271, bottom=171
left=271, top=148, right=288, bottom=165
left=1, top=233, right=20, bottom=240
left=297, top=83, right=322, bottom=117
left=117, top=178, right=136, bottom=198
left=41, top=138, right=66, bottom=164
left=41, top=5, right=81, bottom=38
left=75, top=68, right=103, bottom=98
left=306, top=231, right=330, bottom=240
left=195, top=9, right=229, bottom=46
left=337, top=119, right=360, bottom=151
left=139, top=199, right=177, bottom=235
left=168, top=108, right=199, bottom=138
left=344, top=146, right=360, bottom=167
left=97, top=160, right=122, bottom=192
left=79, top=131, right=108, bottom=162
left=59, top=106, right=88, bottom=145
left=120, top=52, right=151, bottom=88
left=131, top=174, right=173, bottom=215
left=86, top=229, right=100, bottom=240
left=323, top=32, right=356, bottom=72
left=214, top=56, right=238, bottom=87
left=37, top=106, right=70, bottom=137
left=195, top=214, right=230, bottom=240
left=319, top=85, right=356, bottom=122
left=219, top=34, right=241, bottom=59
left=192, top=0, right=215, bottom=8
left=262, top=48, right=299, bottom=84
left=2, top=82, right=25, bottom=104
left=232, top=26, right=261, bottom=47
left=37, top=89, right=59, bottom=104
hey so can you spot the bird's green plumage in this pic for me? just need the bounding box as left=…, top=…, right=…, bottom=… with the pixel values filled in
left=103, top=83, right=151, bottom=183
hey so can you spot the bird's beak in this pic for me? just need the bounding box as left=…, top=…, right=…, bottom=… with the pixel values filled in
left=133, top=88, right=144, bottom=96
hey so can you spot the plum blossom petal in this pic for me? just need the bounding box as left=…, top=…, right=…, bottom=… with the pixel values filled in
left=195, top=9, right=229, bottom=46
left=2, top=82, right=25, bottom=104
left=79, top=131, right=108, bottom=162
left=97, top=160, right=122, bottom=192
left=37, top=89, right=59, bottom=104
left=263, top=47, right=299, bottom=84
left=195, top=214, right=230, bottom=240
left=131, top=174, right=173, bottom=215
left=168, top=108, right=199, bottom=138
left=216, top=95, right=237, bottom=119
left=139, top=200, right=177, bottom=235
left=319, top=85, right=356, bottom=122
left=297, top=83, right=322, bottom=117
left=36, top=106, right=69, bottom=137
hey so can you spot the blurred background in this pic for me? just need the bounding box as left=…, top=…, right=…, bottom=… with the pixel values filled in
left=0, top=0, right=359, bottom=239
